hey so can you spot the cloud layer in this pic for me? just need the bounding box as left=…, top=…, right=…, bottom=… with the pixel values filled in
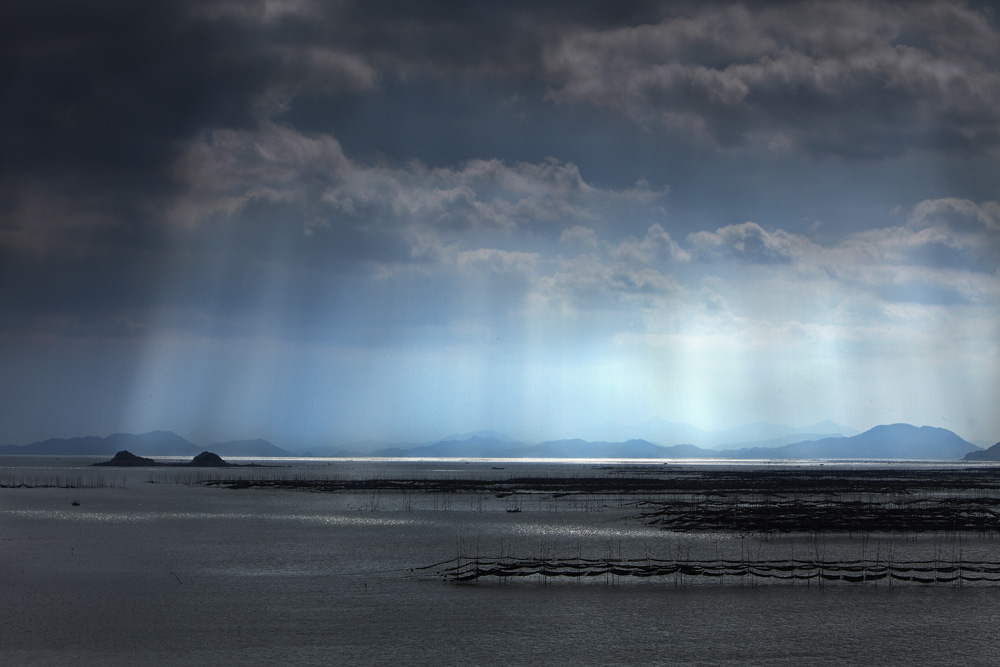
left=544, top=1, right=1000, bottom=156
left=1, top=0, right=997, bottom=445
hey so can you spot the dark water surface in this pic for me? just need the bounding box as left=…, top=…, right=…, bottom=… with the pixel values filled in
left=2, top=457, right=999, bottom=666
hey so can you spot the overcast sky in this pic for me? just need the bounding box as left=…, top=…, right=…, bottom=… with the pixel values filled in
left=1, top=0, right=998, bottom=446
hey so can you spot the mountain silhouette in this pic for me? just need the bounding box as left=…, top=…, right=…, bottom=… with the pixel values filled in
left=964, top=442, right=1000, bottom=461
left=581, top=417, right=857, bottom=447
left=364, top=424, right=979, bottom=460
left=716, top=424, right=978, bottom=460
left=0, top=431, right=199, bottom=456
left=1, top=424, right=981, bottom=460
left=0, top=431, right=293, bottom=457
left=372, top=436, right=524, bottom=458
left=205, top=439, right=290, bottom=457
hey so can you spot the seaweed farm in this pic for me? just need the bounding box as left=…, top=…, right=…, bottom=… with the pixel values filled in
left=194, top=461, right=1000, bottom=587
left=7, top=457, right=1000, bottom=666
left=425, top=555, right=1000, bottom=585
left=637, top=495, right=1000, bottom=533
left=198, top=464, right=1000, bottom=499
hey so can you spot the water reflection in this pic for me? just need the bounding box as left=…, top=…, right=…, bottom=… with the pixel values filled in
left=2, top=508, right=423, bottom=526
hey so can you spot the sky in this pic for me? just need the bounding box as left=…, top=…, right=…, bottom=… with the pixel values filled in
left=1, top=0, right=998, bottom=447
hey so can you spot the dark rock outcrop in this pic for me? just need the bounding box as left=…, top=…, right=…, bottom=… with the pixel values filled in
left=92, top=450, right=158, bottom=466
left=189, top=451, right=231, bottom=467
left=92, top=450, right=239, bottom=467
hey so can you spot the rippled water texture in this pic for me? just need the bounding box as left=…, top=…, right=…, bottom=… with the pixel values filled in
left=3, top=457, right=1000, bottom=666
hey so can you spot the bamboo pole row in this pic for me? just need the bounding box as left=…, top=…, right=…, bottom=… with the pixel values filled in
left=424, top=555, right=1000, bottom=585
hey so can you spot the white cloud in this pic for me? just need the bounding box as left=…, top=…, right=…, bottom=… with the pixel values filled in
left=908, top=197, right=1000, bottom=233
left=687, top=221, right=807, bottom=263
left=169, top=122, right=352, bottom=227
left=609, top=223, right=691, bottom=264
left=167, top=125, right=998, bottom=383
left=801, top=199, right=1000, bottom=307
left=170, top=125, right=653, bottom=241
left=560, top=225, right=599, bottom=250
left=454, top=248, right=540, bottom=275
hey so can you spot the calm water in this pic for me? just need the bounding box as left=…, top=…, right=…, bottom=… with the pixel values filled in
left=2, top=457, right=999, bottom=666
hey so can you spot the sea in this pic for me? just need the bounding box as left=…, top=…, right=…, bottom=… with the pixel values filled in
left=2, top=455, right=999, bottom=666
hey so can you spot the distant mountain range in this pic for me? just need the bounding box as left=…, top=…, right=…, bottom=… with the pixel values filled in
left=305, top=420, right=860, bottom=456
left=578, top=417, right=859, bottom=449
left=0, top=431, right=292, bottom=458
left=366, top=424, right=978, bottom=460
left=711, top=424, right=978, bottom=460
left=0, top=423, right=985, bottom=460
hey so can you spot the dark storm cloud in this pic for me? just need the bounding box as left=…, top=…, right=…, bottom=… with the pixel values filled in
left=318, top=0, right=666, bottom=75
left=0, top=1, right=270, bottom=331
left=0, top=0, right=375, bottom=337
left=543, top=1, right=1000, bottom=158
left=0, top=0, right=657, bottom=243
left=5, top=0, right=997, bottom=185
left=1, top=0, right=997, bottom=339
left=3, top=0, right=995, bottom=217
left=2, top=2, right=264, bottom=184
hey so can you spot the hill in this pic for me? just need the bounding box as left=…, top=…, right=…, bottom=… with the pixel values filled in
left=717, top=424, right=979, bottom=460
left=1, top=424, right=980, bottom=460
left=92, top=450, right=240, bottom=467
left=964, top=442, right=1000, bottom=461
left=206, top=439, right=290, bottom=457
left=707, top=420, right=859, bottom=448
left=525, top=439, right=677, bottom=458
left=364, top=424, right=978, bottom=460
left=0, top=432, right=291, bottom=457
left=582, top=417, right=858, bottom=448
left=0, top=431, right=200, bottom=456
left=372, top=436, right=526, bottom=458
left=370, top=437, right=707, bottom=459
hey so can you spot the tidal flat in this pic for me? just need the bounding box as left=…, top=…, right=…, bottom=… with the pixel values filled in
left=3, top=456, right=1000, bottom=666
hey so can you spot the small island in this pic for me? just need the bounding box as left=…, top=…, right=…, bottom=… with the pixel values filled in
left=93, top=450, right=240, bottom=467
